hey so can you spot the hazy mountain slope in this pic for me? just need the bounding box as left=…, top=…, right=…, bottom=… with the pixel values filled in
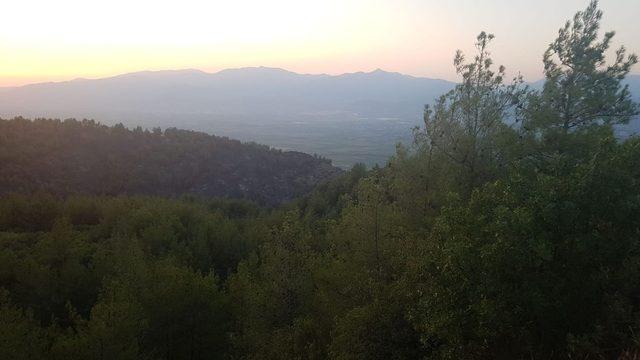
left=0, top=118, right=341, bottom=205
left=0, top=67, right=453, bottom=120
left=0, top=69, right=637, bottom=167
left=0, top=67, right=456, bottom=168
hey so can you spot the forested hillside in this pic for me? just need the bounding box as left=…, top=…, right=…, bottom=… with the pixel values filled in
left=0, top=118, right=341, bottom=205
left=1, top=1, right=640, bottom=359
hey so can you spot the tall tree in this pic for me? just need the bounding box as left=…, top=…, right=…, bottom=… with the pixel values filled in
left=526, top=0, right=638, bottom=138
left=418, top=32, right=525, bottom=193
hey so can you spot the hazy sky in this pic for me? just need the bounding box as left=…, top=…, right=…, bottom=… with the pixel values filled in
left=0, top=0, right=638, bottom=86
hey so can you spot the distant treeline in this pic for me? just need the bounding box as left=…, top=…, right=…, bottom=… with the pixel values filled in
left=1, top=1, right=640, bottom=359
left=0, top=117, right=341, bottom=205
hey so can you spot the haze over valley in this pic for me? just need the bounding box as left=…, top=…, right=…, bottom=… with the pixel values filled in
left=7, top=67, right=637, bottom=168
left=0, top=67, right=460, bottom=167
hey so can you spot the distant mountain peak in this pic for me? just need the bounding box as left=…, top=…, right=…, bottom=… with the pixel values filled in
left=109, top=68, right=208, bottom=78
left=215, top=66, right=296, bottom=76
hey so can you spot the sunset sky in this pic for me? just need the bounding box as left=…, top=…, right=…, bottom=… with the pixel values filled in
left=0, top=0, right=638, bottom=86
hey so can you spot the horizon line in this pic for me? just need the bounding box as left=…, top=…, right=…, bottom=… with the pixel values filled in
left=2, top=66, right=639, bottom=89
left=0, top=66, right=450, bottom=89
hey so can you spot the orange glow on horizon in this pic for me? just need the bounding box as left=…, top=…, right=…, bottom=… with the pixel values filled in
left=0, top=0, right=638, bottom=87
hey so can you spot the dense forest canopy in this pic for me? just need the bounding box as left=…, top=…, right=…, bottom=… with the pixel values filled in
left=0, top=118, right=341, bottom=205
left=1, top=1, right=640, bottom=359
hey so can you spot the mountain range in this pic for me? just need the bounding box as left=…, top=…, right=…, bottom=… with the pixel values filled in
left=1, top=67, right=638, bottom=167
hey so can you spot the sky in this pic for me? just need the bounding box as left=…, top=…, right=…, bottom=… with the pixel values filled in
left=0, top=0, right=638, bottom=86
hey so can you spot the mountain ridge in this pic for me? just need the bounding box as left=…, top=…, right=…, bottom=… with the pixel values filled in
left=0, top=67, right=637, bottom=167
left=4, top=66, right=637, bottom=90
left=0, top=67, right=452, bottom=89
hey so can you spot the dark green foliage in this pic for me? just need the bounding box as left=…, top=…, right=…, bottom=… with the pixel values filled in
left=0, top=196, right=258, bottom=359
left=1, top=1, right=640, bottom=359
left=407, top=137, right=640, bottom=359
left=329, top=299, right=425, bottom=360
left=0, top=290, right=48, bottom=360
left=0, top=118, right=342, bottom=206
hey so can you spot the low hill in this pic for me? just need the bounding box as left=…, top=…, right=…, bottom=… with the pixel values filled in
left=0, top=117, right=341, bottom=205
